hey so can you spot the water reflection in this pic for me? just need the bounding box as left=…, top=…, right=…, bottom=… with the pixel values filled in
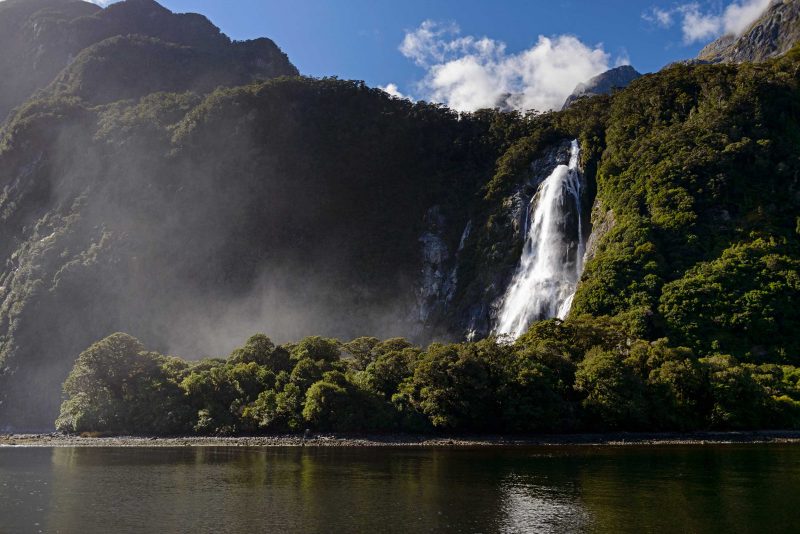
left=0, top=445, right=798, bottom=533
left=499, top=475, right=590, bottom=533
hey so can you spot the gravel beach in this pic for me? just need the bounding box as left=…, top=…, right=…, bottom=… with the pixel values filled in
left=3, top=431, right=800, bottom=448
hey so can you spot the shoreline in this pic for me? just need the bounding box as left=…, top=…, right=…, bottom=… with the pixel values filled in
left=2, top=430, right=800, bottom=448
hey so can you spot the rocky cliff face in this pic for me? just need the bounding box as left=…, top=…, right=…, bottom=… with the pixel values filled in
left=698, top=0, right=800, bottom=63
left=562, top=66, right=641, bottom=110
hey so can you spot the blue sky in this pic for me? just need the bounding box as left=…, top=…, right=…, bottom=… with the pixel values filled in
left=129, top=0, right=772, bottom=110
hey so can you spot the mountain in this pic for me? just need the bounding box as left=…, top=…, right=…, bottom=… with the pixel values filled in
left=0, top=0, right=799, bottom=429
left=0, top=1, right=518, bottom=428
left=0, top=0, right=296, bottom=120
left=0, top=77, right=512, bottom=428
left=698, top=0, right=800, bottom=63
left=561, top=65, right=642, bottom=110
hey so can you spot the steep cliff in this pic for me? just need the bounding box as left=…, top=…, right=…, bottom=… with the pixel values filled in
left=698, top=0, right=800, bottom=63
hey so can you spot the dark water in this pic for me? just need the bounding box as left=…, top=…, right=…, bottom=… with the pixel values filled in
left=1, top=444, right=799, bottom=533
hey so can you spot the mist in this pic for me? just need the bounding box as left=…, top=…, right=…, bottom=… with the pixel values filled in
left=0, top=0, right=505, bottom=429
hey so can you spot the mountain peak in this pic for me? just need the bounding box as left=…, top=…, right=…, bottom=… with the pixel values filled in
left=561, top=65, right=641, bottom=110
left=0, top=0, right=297, bottom=119
left=698, top=0, right=800, bottom=63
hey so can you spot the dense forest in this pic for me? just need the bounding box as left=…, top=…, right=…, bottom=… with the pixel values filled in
left=57, top=45, right=800, bottom=435
left=0, top=0, right=799, bottom=433
left=57, top=325, right=800, bottom=435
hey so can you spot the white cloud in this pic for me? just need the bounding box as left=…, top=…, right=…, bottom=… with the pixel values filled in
left=399, top=20, right=462, bottom=66
left=723, top=0, right=773, bottom=35
left=380, top=83, right=410, bottom=100
left=643, top=7, right=674, bottom=27
left=398, top=20, right=613, bottom=112
left=680, top=3, right=723, bottom=43
left=615, top=48, right=632, bottom=67
left=644, top=1, right=773, bottom=44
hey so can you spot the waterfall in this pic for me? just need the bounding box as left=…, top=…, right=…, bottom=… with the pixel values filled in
left=494, top=139, right=586, bottom=339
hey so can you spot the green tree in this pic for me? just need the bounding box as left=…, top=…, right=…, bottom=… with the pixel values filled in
left=635, top=340, right=708, bottom=429
left=290, top=336, right=341, bottom=363
left=361, top=343, right=420, bottom=398
left=574, top=346, right=647, bottom=429
left=342, top=336, right=380, bottom=371
left=228, top=334, right=291, bottom=372
left=302, top=371, right=385, bottom=431
left=702, top=354, right=770, bottom=429
left=56, top=333, right=186, bottom=434
left=402, top=342, right=497, bottom=430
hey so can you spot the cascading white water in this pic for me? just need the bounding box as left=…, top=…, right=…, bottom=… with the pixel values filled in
left=494, top=139, right=586, bottom=339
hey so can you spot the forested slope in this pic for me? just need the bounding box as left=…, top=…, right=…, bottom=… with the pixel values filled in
left=572, top=54, right=800, bottom=362
left=0, top=0, right=798, bottom=431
